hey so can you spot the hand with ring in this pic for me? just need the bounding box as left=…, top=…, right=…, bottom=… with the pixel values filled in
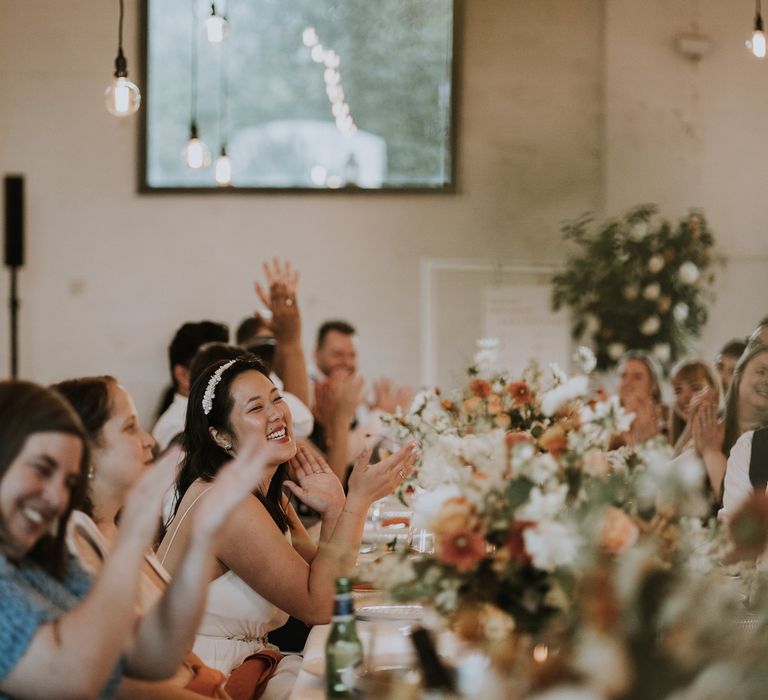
left=284, top=446, right=345, bottom=516
left=254, top=258, right=301, bottom=343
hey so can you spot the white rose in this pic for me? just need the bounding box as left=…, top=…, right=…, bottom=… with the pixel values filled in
left=623, top=284, right=639, bottom=300
left=523, top=521, right=581, bottom=572
left=673, top=302, right=689, bottom=322
left=629, top=221, right=648, bottom=241
left=652, top=343, right=671, bottom=363
left=607, top=342, right=626, bottom=360
left=583, top=313, right=601, bottom=334
left=640, top=315, right=661, bottom=336
left=678, top=261, right=700, bottom=284
left=642, top=282, right=661, bottom=301
left=647, top=255, right=665, bottom=273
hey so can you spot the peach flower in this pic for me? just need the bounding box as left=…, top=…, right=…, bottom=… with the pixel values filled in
left=486, top=394, right=502, bottom=415
left=539, top=424, right=568, bottom=457
left=436, top=529, right=488, bottom=573
left=599, top=507, right=640, bottom=555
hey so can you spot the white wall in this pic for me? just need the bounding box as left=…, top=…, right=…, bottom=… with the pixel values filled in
left=0, top=0, right=603, bottom=421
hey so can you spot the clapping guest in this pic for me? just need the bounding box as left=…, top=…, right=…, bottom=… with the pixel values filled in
left=715, top=338, right=747, bottom=395
left=667, top=359, right=727, bottom=502
left=668, top=359, right=720, bottom=451
left=614, top=350, right=667, bottom=447
left=55, top=375, right=281, bottom=699
left=157, top=357, right=416, bottom=698
left=720, top=344, right=768, bottom=521
left=0, top=381, right=182, bottom=699
left=309, top=320, right=414, bottom=482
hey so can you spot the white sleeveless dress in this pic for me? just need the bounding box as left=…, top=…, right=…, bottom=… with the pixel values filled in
left=161, top=483, right=302, bottom=699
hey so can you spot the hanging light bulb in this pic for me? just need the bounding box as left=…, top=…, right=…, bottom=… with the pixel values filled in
left=105, top=0, right=141, bottom=116
left=181, top=122, right=211, bottom=169
left=747, top=0, right=767, bottom=57
left=204, top=2, right=228, bottom=43
left=214, top=145, right=232, bottom=185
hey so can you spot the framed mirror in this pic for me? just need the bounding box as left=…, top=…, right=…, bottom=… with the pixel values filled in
left=141, top=0, right=458, bottom=192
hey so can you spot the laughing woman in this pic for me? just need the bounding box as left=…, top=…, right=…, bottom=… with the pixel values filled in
left=55, top=375, right=289, bottom=699
left=158, top=357, right=416, bottom=699
left=0, top=380, right=177, bottom=699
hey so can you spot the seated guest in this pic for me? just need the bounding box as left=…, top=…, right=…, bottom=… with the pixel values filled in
left=614, top=350, right=667, bottom=447
left=153, top=321, right=229, bottom=452
left=157, top=357, right=416, bottom=698
left=55, top=376, right=276, bottom=699
left=310, top=319, right=413, bottom=481
left=668, top=358, right=720, bottom=451
left=720, top=343, right=768, bottom=520
left=194, top=342, right=313, bottom=442
left=715, top=338, right=747, bottom=395
left=667, top=359, right=726, bottom=502
left=0, top=381, right=184, bottom=699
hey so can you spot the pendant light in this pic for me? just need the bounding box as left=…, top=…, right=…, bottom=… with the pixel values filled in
left=104, top=0, right=141, bottom=116
left=214, top=29, right=233, bottom=186
left=182, top=0, right=210, bottom=169
left=747, top=0, right=767, bottom=57
left=205, top=2, right=228, bottom=44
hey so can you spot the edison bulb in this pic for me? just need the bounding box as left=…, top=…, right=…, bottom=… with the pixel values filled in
left=750, top=29, right=767, bottom=57
left=182, top=137, right=211, bottom=170
left=215, top=151, right=232, bottom=185
left=205, top=13, right=228, bottom=43
left=104, top=76, right=141, bottom=116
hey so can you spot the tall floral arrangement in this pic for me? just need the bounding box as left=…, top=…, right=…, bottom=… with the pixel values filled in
left=551, top=205, right=716, bottom=370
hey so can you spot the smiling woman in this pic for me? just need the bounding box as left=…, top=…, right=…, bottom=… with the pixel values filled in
left=158, top=356, right=417, bottom=698
left=0, top=380, right=145, bottom=698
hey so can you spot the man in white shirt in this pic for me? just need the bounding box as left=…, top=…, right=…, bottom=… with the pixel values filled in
left=153, top=320, right=229, bottom=452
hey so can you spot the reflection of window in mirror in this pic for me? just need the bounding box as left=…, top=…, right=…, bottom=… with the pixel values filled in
left=141, top=0, right=457, bottom=192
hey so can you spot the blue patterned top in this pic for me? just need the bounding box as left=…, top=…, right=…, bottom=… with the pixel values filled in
left=0, top=551, right=123, bottom=699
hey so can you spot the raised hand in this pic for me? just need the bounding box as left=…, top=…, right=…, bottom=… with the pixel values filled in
left=315, top=372, right=364, bottom=428
left=372, top=377, right=415, bottom=414
left=691, top=401, right=724, bottom=457
left=254, top=258, right=300, bottom=343
left=346, top=442, right=419, bottom=506
left=119, top=453, right=178, bottom=546
left=283, top=446, right=346, bottom=515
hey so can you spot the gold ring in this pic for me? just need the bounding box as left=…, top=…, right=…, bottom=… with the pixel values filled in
left=285, top=298, right=294, bottom=306
left=398, top=469, right=406, bottom=479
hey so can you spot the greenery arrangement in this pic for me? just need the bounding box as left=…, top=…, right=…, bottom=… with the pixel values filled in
left=551, top=205, right=716, bottom=370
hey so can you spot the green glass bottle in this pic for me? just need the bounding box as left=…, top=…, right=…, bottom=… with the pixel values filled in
left=325, top=577, right=363, bottom=698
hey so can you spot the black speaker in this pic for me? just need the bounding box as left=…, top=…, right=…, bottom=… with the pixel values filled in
left=4, top=175, right=24, bottom=268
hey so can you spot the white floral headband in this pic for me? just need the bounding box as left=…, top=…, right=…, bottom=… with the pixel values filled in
left=202, top=359, right=237, bottom=416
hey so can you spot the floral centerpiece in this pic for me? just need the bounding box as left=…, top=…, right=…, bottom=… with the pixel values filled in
left=364, top=342, right=720, bottom=640
left=551, top=205, right=716, bottom=370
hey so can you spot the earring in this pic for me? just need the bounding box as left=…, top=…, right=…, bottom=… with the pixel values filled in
left=87, top=464, right=95, bottom=480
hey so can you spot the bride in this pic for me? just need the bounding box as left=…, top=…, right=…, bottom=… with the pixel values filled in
left=157, top=356, right=415, bottom=698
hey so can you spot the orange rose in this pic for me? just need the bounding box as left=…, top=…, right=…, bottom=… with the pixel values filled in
left=599, top=507, right=640, bottom=555
left=470, top=379, right=492, bottom=398
left=539, top=424, right=568, bottom=457
left=464, top=396, right=482, bottom=413
left=486, top=394, right=502, bottom=415
left=436, top=529, right=488, bottom=573
left=508, top=381, right=532, bottom=406
left=430, top=497, right=476, bottom=537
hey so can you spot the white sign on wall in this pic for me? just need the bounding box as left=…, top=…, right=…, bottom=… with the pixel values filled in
left=483, top=284, right=571, bottom=376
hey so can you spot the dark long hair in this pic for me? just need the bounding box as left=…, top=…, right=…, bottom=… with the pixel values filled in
left=723, top=343, right=768, bottom=455
left=51, top=376, right=116, bottom=519
left=175, top=357, right=289, bottom=532
left=0, top=381, right=89, bottom=578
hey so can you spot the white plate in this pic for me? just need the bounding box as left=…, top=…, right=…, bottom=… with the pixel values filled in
left=355, top=604, right=424, bottom=622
